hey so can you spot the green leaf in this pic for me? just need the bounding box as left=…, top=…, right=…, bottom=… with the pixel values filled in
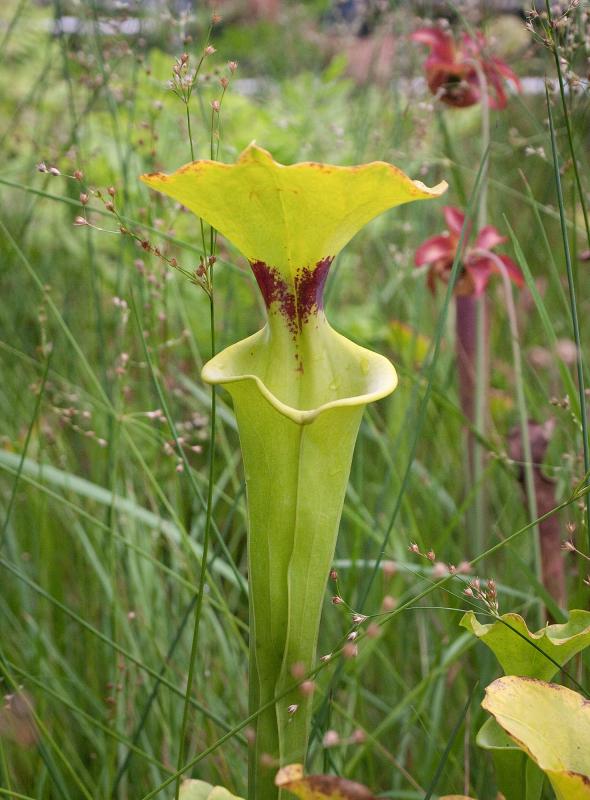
left=460, top=610, right=590, bottom=680
left=476, top=717, right=544, bottom=800
left=483, top=677, right=590, bottom=800
left=275, top=764, right=376, bottom=799
left=178, top=779, right=244, bottom=800
left=476, top=716, right=519, bottom=751
left=464, top=612, right=590, bottom=800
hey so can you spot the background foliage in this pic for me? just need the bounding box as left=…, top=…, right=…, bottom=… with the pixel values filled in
left=1, top=1, right=589, bottom=798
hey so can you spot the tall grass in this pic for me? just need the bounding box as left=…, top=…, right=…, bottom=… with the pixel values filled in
left=1, top=2, right=588, bottom=798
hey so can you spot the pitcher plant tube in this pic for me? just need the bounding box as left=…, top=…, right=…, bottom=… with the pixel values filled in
left=141, top=144, right=446, bottom=799
left=415, top=206, right=522, bottom=430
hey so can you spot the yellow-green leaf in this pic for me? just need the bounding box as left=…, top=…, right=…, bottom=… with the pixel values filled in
left=178, top=779, right=244, bottom=800
left=476, top=717, right=544, bottom=800
left=482, top=676, right=590, bottom=800
left=275, top=763, right=376, bottom=799
left=460, top=610, right=590, bottom=680
left=141, top=143, right=446, bottom=278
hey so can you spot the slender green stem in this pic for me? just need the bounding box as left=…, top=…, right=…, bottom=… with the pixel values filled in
left=0, top=353, right=51, bottom=549
left=0, top=790, right=38, bottom=800
left=545, top=4, right=590, bottom=552
left=111, top=594, right=198, bottom=794
left=174, top=291, right=217, bottom=800
left=0, top=0, right=29, bottom=57
left=545, top=85, right=590, bottom=553
left=0, top=730, right=11, bottom=794
left=423, top=683, right=478, bottom=800
left=174, top=51, right=219, bottom=798
left=0, top=218, right=111, bottom=405
left=186, top=104, right=195, bottom=162
left=545, top=1, right=590, bottom=247
left=474, top=249, right=542, bottom=622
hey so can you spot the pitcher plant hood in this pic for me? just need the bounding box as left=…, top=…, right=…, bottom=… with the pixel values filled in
left=141, top=143, right=447, bottom=420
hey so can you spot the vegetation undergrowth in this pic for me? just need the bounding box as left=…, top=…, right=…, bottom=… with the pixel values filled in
left=0, top=1, right=589, bottom=799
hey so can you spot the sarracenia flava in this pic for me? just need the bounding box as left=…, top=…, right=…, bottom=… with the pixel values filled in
left=142, top=144, right=446, bottom=799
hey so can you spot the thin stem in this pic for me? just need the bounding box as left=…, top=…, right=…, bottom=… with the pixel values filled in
left=186, top=104, right=195, bottom=161
left=545, top=0, right=590, bottom=247
left=174, top=291, right=217, bottom=800
left=546, top=84, right=590, bottom=553
left=545, top=4, right=590, bottom=552
left=0, top=0, right=29, bottom=57
left=0, top=353, right=51, bottom=549
left=174, top=45, right=219, bottom=797
left=211, top=107, right=216, bottom=160
left=423, top=683, right=478, bottom=800
left=472, top=248, right=543, bottom=620
left=111, top=594, right=198, bottom=794
left=0, top=728, right=12, bottom=793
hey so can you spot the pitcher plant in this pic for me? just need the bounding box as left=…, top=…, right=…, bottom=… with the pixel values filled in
left=142, top=144, right=446, bottom=799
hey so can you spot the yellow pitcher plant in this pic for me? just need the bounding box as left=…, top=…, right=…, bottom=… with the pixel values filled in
left=142, top=144, right=446, bottom=799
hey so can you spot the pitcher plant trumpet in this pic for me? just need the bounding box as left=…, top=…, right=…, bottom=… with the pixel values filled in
left=142, top=144, right=446, bottom=799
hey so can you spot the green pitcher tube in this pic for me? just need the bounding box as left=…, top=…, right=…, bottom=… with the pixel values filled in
left=202, top=312, right=396, bottom=798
